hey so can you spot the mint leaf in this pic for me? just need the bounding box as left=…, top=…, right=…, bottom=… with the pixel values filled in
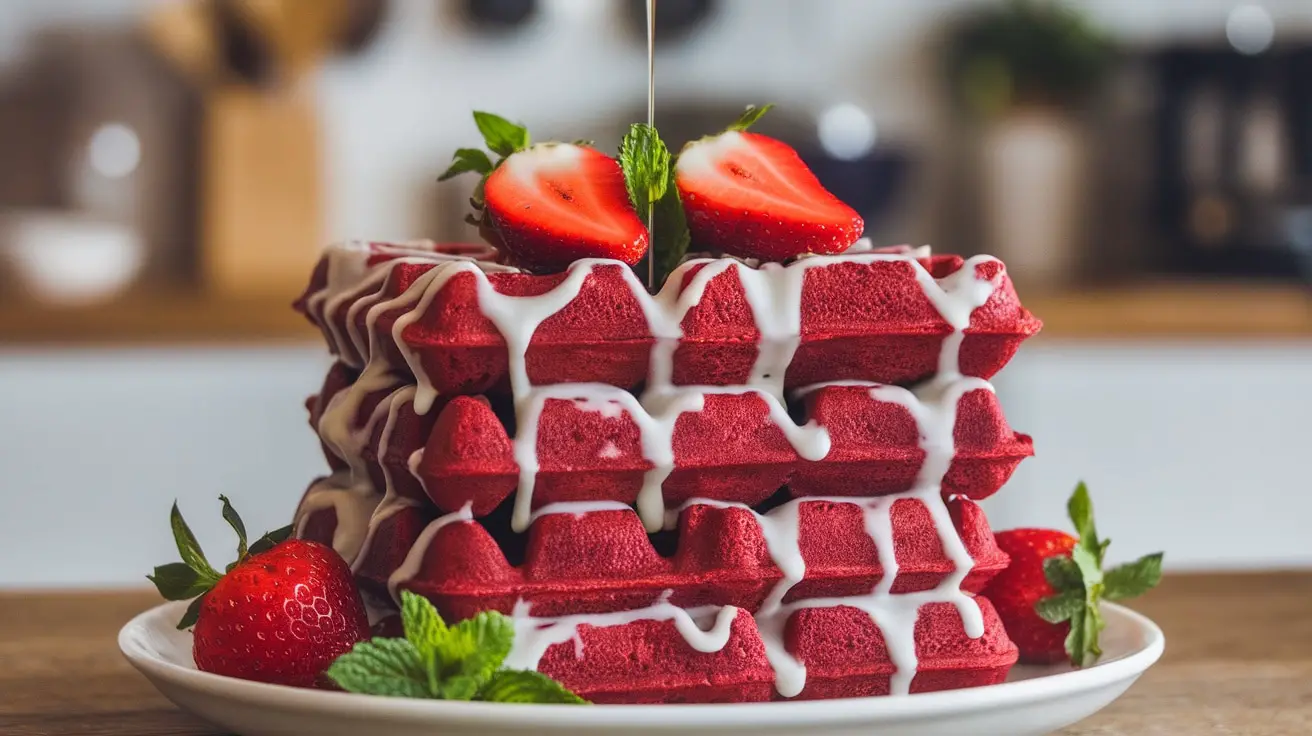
left=431, top=611, right=514, bottom=699
left=478, top=670, right=588, bottom=704
left=177, top=594, right=206, bottom=631
left=439, top=148, right=495, bottom=182
left=473, top=111, right=529, bottom=157
left=1042, top=555, right=1082, bottom=592
left=726, top=103, right=774, bottom=132
left=1104, top=552, right=1164, bottom=601
left=325, top=594, right=585, bottom=703
left=326, top=639, right=432, bottom=698
left=248, top=525, right=293, bottom=556
left=655, top=166, right=691, bottom=283
left=619, top=123, right=670, bottom=215
left=400, top=591, right=448, bottom=658
left=219, top=495, right=248, bottom=560
left=1035, top=590, right=1084, bottom=624
left=148, top=562, right=217, bottom=601
left=170, top=502, right=220, bottom=581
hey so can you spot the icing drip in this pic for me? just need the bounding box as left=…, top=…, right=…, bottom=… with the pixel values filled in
left=346, top=386, right=424, bottom=573
left=386, top=502, right=474, bottom=603
left=503, top=590, right=739, bottom=673
left=304, top=244, right=999, bottom=542
left=300, top=242, right=1006, bottom=691
left=291, top=472, right=380, bottom=564
left=528, top=500, right=635, bottom=526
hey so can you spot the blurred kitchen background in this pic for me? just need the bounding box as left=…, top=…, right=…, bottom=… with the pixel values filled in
left=1, top=0, right=1310, bottom=587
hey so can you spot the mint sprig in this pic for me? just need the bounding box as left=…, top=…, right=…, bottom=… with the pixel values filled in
left=148, top=498, right=293, bottom=630
left=326, top=591, right=588, bottom=705
left=1036, top=482, right=1164, bottom=667
left=619, top=123, right=670, bottom=216
left=618, top=123, right=690, bottom=283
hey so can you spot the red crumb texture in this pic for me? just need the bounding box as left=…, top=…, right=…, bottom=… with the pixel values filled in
left=298, top=498, right=1008, bottom=623
left=308, top=378, right=1031, bottom=517
left=298, top=254, right=1041, bottom=395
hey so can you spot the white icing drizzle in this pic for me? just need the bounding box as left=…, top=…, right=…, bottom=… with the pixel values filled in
left=291, top=472, right=381, bottom=563
left=303, top=243, right=999, bottom=537
left=503, top=590, right=739, bottom=672
left=301, top=242, right=1007, bottom=693
left=386, top=501, right=475, bottom=603
left=528, top=500, right=635, bottom=526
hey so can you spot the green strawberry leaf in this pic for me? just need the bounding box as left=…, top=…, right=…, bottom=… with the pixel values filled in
left=248, top=525, right=293, bottom=556
left=619, top=123, right=670, bottom=215
left=473, top=111, right=530, bottom=157
left=478, top=670, right=589, bottom=704
left=1042, top=555, right=1083, bottom=592
left=148, top=562, right=217, bottom=601
left=1067, top=481, right=1103, bottom=564
left=1060, top=598, right=1102, bottom=671
left=1070, top=544, right=1104, bottom=587
left=170, top=502, right=220, bottom=581
left=726, top=103, right=774, bottom=132
left=177, top=594, right=206, bottom=631
left=219, top=495, right=248, bottom=560
left=1104, top=552, right=1164, bottom=601
left=326, top=639, right=432, bottom=699
left=1035, top=589, right=1084, bottom=624
left=439, top=148, right=495, bottom=182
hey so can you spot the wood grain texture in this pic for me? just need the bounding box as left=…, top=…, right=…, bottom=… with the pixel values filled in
left=1, top=573, right=1309, bottom=735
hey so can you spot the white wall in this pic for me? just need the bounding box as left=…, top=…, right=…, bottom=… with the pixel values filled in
left=1, top=341, right=1309, bottom=587
left=6, top=0, right=1312, bottom=241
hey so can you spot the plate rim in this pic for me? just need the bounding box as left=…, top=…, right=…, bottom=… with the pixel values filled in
left=120, top=600, right=1164, bottom=728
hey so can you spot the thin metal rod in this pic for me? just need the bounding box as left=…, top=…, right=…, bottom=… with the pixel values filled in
left=646, top=0, right=657, bottom=290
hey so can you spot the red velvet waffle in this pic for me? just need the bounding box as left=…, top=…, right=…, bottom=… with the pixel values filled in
left=291, top=240, right=1037, bottom=703
left=313, top=376, right=1032, bottom=517
left=296, top=242, right=1041, bottom=394
left=513, top=600, right=1016, bottom=703
left=296, top=492, right=1006, bottom=620
left=294, top=493, right=1018, bottom=703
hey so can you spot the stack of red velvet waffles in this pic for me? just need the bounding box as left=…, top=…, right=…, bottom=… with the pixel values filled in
left=291, top=238, right=1042, bottom=703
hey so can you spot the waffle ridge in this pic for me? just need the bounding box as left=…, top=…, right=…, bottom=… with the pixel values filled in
left=291, top=239, right=1040, bottom=702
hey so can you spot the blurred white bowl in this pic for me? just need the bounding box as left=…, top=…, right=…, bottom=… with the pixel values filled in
left=0, top=212, right=145, bottom=306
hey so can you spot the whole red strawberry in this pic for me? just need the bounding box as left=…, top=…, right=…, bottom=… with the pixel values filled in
left=982, top=483, right=1163, bottom=667
left=985, top=528, right=1078, bottom=664
left=674, top=104, right=864, bottom=262
left=148, top=496, right=369, bottom=688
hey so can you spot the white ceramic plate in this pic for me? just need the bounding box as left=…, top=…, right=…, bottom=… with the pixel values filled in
left=121, top=601, right=1163, bottom=736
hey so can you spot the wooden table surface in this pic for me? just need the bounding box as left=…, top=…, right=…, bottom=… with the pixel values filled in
left=1, top=572, right=1309, bottom=735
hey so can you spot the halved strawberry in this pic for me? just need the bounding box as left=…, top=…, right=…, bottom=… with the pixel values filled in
left=484, top=143, right=649, bottom=272
left=438, top=112, right=650, bottom=273
left=675, top=107, right=863, bottom=261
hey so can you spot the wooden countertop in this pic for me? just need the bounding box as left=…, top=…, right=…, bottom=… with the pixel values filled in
left=1, top=572, right=1309, bottom=734
left=0, top=282, right=1309, bottom=346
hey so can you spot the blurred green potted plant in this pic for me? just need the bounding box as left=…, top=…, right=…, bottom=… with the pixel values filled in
left=944, top=0, right=1114, bottom=287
